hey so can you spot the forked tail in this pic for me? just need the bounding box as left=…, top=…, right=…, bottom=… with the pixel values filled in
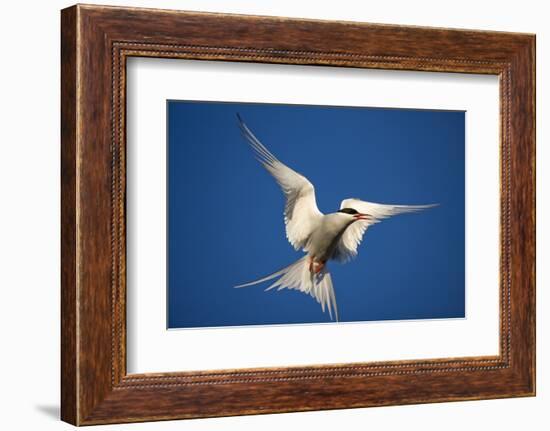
left=235, top=256, right=339, bottom=321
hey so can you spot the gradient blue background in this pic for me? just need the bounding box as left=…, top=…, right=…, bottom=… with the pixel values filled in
left=167, top=101, right=465, bottom=328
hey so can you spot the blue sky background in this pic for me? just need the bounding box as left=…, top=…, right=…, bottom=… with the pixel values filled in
left=167, top=100, right=465, bottom=329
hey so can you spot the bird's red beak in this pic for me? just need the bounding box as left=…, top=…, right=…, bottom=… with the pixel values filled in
left=353, top=213, right=370, bottom=221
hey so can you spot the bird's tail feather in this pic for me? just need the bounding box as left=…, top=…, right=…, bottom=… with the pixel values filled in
left=235, top=256, right=339, bottom=321
left=234, top=256, right=308, bottom=288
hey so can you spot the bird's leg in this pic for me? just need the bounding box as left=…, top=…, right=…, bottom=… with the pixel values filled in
left=308, top=257, right=326, bottom=274
left=313, top=260, right=326, bottom=274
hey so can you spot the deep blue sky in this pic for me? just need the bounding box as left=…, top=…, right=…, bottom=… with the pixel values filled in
left=167, top=100, right=465, bottom=329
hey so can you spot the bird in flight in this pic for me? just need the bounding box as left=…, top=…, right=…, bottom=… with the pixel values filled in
left=235, top=114, right=436, bottom=322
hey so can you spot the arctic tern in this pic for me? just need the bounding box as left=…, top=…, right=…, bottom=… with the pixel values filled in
left=235, top=114, right=436, bottom=321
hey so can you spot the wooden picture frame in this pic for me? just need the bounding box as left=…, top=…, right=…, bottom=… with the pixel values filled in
left=61, top=4, right=535, bottom=425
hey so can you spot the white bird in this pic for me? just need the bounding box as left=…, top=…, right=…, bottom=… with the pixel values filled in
left=235, top=114, right=436, bottom=321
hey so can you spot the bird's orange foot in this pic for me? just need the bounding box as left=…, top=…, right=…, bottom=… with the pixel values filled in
left=314, top=261, right=325, bottom=274
left=308, top=258, right=326, bottom=274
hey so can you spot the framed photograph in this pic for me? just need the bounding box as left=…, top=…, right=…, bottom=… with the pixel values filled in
left=61, top=4, right=535, bottom=425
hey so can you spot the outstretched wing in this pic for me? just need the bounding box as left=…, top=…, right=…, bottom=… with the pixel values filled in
left=334, top=198, right=437, bottom=262
left=237, top=114, right=323, bottom=250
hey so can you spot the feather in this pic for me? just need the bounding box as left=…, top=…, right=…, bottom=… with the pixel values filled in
left=334, top=198, right=438, bottom=262
left=235, top=256, right=339, bottom=321
left=237, top=114, right=323, bottom=251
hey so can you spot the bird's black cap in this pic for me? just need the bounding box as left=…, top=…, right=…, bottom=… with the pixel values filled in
left=338, top=208, right=359, bottom=215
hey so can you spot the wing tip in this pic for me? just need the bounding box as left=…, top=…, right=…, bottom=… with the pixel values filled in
left=343, top=199, right=440, bottom=214
left=235, top=114, right=278, bottom=166
left=411, top=203, right=440, bottom=211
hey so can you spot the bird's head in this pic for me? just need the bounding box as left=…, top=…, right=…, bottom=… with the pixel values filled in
left=337, top=207, right=372, bottom=222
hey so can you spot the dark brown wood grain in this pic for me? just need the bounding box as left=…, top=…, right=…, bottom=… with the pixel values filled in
left=60, top=5, right=78, bottom=425
left=61, top=4, right=535, bottom=425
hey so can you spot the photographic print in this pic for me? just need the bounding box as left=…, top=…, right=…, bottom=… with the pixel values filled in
left=60, top=7, right=536, bottom=423
left=167, top=101, right=465, bottom=329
